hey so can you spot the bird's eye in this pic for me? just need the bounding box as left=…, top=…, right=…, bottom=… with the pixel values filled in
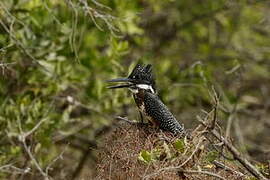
left=133, top=75, right=140, bottom=79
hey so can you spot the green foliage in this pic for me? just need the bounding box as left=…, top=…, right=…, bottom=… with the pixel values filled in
left=138, top=150, right=153, bottom=164
left=173, top=139, right=185, bottom=153
left=0, top=0, right=269, bottom=178
left=205, top=151, right=219, bottom=163
left=138, top=139, right=187, bottom=165
left=256, top=164, right=270, bottom=178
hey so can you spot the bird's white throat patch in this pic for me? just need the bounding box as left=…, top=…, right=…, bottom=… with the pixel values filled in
left=137, top=84, right=155, bottom=93
left=128, top=84, right=154, bottom=94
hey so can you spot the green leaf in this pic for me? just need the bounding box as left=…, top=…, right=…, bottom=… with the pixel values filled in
left=205, top=151, right=219, bottom=163
left=138, top=150, right=152, bottom=163
left=174, top=139, right=185, bottom=153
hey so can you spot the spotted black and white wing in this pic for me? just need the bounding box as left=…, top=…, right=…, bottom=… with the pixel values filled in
left=143, top=92, right=185, bottom=134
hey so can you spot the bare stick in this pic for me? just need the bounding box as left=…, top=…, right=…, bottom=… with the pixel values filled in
left=225, top=102, right=237, bottom=140
left=115, top=116, right=148, bottom=125
left=45, top=143, right=69, bottom=175
left=198, top=117, right=268, bottom=180
left=22, top=118, right=49, bottom=138
left=177, top=137, right=205, bottom=167
left=17, top=101, right=55, bottom=179
left=212, top=160, right=246, bottom=178
left=197, top=87, right=267, bottom=180
left=208, top=86, right=219, bottom=130
left=180, top=169, right=226, bottom=180
left=21, top=140, right=50, bottom=180
left=0, top=164, right=31, bottom=175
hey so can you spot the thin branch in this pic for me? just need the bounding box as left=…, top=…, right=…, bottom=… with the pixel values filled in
left=21, top=140, right=50, bottom=180
left=0, top=62, right=16, bottom=75
left=208, top=86, right=219, bottom=130
left=198, top=117, right=268, bottom=180
left=20, top=100, right=55, bottom=139
left=0, top=164, right=31, bottom=175
left=91, top=0, right=112, bottom=10
left=78, top=0, right=120, bottom=36
left=177, top=137, right=205, bottom=167
left=212, top=160, right=247, bottom=178
left=115, top=116, right=148, bottom=125
left=196, top=85, right=267, bottom=180
left=180, top=169, right=226, bottom=180
left=53, top=121, right=92, bottom=142
left=45, top=143, right=69, bottom=175
left=22, top=118, right=48, bottom=139
left=225, top=96, right=238, bottom=140
left=0, top=62, right=16, bottom=66
left=143, top=137, right=205, bottom=180
left=17, top=100, right=55, bottom=180
left=204, top=136, right=235, bottom=161
left=0, top=18, right=49, bottom=72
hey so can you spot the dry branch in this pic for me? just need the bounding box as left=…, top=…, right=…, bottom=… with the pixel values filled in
left=198, top=117, right=267, bottom=180
left=195, top=86, right=268, bottom=180
left=180, top=169, right=226, bottom=180
left=16, top=101, right=56, bottom=180
left=212, top=160, right=246, bottom=178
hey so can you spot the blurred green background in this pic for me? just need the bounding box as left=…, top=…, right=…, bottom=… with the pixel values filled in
left=0, top=0, right=269, bottom=179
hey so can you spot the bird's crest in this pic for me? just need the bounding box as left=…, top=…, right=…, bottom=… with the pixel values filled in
left=107, top=63, right=156, bottom=93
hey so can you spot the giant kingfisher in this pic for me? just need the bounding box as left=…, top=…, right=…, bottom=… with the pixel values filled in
left=107, top=63, right=185, bottom=135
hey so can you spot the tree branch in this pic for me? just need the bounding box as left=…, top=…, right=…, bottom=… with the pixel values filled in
left=198, top=117, right=267, bottom=180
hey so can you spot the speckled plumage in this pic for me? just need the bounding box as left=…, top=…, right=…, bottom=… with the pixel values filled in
left=134, top=89, right=185, bottom=134
left=107, top=63, right=185, bottom=135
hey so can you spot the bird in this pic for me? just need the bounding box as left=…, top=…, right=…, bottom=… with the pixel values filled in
left=107, top=63, right=185, bottom=135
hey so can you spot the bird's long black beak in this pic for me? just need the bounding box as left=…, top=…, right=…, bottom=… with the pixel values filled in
left=106, top=77, right=131, bottom=83
left=106, top=77, right=133, bottom=89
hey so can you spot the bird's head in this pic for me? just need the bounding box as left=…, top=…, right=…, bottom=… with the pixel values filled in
left=107, top=63, right=156, bottom=94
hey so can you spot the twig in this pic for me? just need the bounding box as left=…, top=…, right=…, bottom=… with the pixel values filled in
left=225, top=97, right=238, bottom=140
left=197, top=85, right=267, bottom=180
left=180, top=169, right=226, bottom=180
left=17, top=101, right=55, bottom=180
left=0, top=62, right=16, bottom=75
left=53, top=121, right=92, bottom=142
left=143, top=137, right=205, bottom=179
left=0, top=18, right=48, bottom=72
left=0, top=62, right=16, bottom=66
left=22, top=118, right=49, bottom=139
left=91, top=0, right=112, bottom=10
left=208, top=86, right=219, bottom=130
left=78, top=0, right=120, bottom=35
left=204, top=136, right=235, bottom=161
left=21, top=140, right=50, bottom=180
left=177, top=137, right=205, bottom=167
left=45, top=143, right=69, bottom=175
left=0, top=164, right=31, bottom=175
left=65, top=0, right=79, bottom=60
left=115, top=116, right=148, bottom=125
left=198, top=117, right=268, bottom=180
left=212, top=160, right=246, bottom=178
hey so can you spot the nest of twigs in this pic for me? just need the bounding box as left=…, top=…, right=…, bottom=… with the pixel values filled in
left=93, top=121, right=255, bottom=180
left=92, top=90, right=269, bottom=180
